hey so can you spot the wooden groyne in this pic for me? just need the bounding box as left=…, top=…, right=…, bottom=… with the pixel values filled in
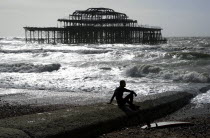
left=24, top=8, right=167, bottom=45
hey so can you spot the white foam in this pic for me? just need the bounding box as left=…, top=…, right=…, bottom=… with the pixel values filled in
left=191, top=90, right=210, bottom=106
left=1, top=37, right=210, bottom=106
left=162, top=71, right=210, bottom=83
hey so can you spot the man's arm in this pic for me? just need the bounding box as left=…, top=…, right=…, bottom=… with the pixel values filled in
left=109, top=92, right=115, bottom=104
left=124, top=88, right=137, bottom=96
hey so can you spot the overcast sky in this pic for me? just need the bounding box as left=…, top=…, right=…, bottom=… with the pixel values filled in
left=1, top=0, right=210, bottom=37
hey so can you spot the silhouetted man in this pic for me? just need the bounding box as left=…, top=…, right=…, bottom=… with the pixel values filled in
left=109, top=80, right=138, bottom=109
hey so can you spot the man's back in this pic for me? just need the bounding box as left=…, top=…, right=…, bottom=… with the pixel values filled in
left=114, top=87, right=125, bottom=101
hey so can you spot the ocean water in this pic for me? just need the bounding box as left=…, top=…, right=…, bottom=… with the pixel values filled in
left=0, top=37, right=210, bottom=105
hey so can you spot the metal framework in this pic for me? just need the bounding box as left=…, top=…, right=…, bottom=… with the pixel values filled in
left=24, top=8, right=167, bottom=44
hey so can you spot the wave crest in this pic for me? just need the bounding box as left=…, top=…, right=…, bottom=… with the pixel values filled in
left=0, top=63, right=61, bottom=73
left=78, top=50, right=111, bottom=54
left=126, top=64, right=161, bottom=77
left=164, top=71, right=210, bottom=83
left=165, top=52, right=210, bottom=60
left=0, top=49, right=111, bottom=54
left=126, top=64, right=210, bottom=83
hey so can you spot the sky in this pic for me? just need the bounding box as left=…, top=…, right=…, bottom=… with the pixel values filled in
left=0, top=0, right=210, bottom=37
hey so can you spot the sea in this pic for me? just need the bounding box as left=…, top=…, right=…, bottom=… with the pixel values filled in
left=0, top=37, right=210, bottom=106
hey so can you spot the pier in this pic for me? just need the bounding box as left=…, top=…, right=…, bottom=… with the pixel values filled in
left=24, top=8, right=167, bottom=44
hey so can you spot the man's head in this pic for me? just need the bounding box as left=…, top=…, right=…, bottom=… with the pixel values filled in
left=120, top=80, right=126, bottom=88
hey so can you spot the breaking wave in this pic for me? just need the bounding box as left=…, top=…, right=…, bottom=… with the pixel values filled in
left=126, top=64, right=210, bottom=83
left=0, top=49, right=111, bottom=54
left=162, top=71, right=210, bottom=83
left=0, top=63, right=61, bottom=73
left=165, top=52, right=210, bottom=60
left=126, top=64, right=161, bottom=77
left=78, top=49, right=111, bottom=54
left=0, top=37, right=24, bottom=41
left=12, top=37, right=25, bottom=41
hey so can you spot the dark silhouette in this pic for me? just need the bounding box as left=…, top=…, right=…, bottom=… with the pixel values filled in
left=24, top=8, right=167, bottom=45
left=109, top=80, right=138, bottom=110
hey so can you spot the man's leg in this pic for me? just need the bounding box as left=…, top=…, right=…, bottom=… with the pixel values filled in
left=124, top=93, right=140, bottom=110
left=124, top=93, right=134, bottom=105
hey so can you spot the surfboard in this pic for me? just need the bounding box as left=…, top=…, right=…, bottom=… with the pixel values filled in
left=141, top=121, right=193, bottom=129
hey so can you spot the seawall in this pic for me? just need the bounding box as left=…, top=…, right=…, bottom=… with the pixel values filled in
left=0, top=91, right=193, bottom=138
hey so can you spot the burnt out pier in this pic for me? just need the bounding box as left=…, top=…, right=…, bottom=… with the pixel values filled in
left=24, top=8, right=167, bottom=44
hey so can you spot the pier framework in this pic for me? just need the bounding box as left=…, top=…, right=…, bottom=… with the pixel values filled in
left=24, top=8, right=167, bottom=44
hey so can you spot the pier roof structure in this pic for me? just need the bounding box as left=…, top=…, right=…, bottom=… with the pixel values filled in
left=24, top=8, right=167, bottom=44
